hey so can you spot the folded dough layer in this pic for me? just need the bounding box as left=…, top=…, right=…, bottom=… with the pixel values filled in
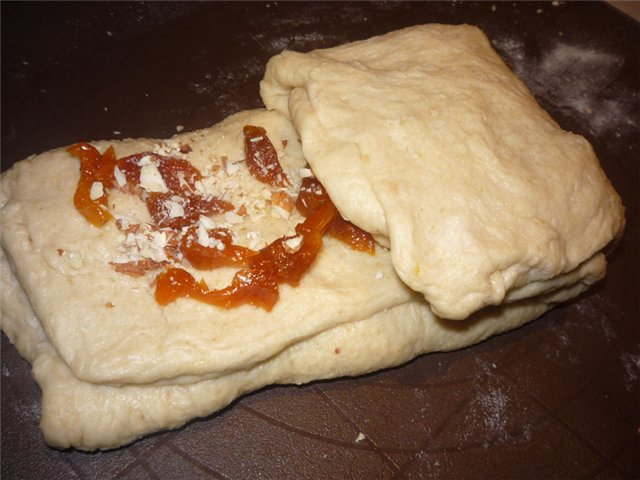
left=1, top=245, right=605, bottom=450
left=0, top=25, right=624, bottom=450
left=260, top=24, right=625, bottom=319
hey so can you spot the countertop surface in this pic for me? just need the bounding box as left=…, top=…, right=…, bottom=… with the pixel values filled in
left=1, top=2, right=638, bottom=479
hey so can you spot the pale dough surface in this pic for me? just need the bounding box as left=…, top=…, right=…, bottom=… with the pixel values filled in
left=260, top=24, right=625, bottom=319
left=0, top=246, right=605, bottom=450
left=1, top=110, right=417, bottom=386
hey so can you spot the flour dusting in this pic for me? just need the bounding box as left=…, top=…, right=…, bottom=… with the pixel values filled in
left=460, top=373, right=535, bottom=448
left=492, top=36, right=527, bottom=72
left=572, top=296, right=618, bottom=342
left=478, top=388, right=508, bottom=434
left=187, top=57, right=266, bottom=116
left=493, top=38, right=638, bottom=137
left=267, top=32, right=345, bottom=55
left=15, top=396, right=40, bottom=423
left=620, top=352, right=640, bottom=392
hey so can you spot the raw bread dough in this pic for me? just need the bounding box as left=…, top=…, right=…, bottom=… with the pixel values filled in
left=0, top=25, right=624, bottom=450
left=260, top=24, right=625, bottom=319
left=0, top=110, right=417, bottom=386
left=0, top=245, right=605, bottom=450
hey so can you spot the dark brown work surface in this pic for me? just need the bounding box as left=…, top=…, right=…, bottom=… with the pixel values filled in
left=1, top=2, right=638, bottom=478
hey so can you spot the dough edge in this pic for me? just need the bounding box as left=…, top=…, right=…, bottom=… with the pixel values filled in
left=1, top=248, right=605, bottom=450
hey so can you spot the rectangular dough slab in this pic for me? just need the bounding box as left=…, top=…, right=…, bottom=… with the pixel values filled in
left=0, top=246, right=605, bottom=450
left=260, top=24, right=625, bottom=320
left=0, top=110, right=417, bottom=386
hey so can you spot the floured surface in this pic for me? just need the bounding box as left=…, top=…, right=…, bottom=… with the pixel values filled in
left=1, top=1, right=637, bottom=475
left=260, top=24, right=625, bottom=319
left=491, top=36, right=639, bottom=139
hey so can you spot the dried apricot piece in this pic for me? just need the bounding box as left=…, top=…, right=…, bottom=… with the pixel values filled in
left=243, top=125, right=290, bottom=187
left=68, top=143, right=116, bottom=227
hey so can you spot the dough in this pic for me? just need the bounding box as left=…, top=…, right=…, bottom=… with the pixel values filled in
left=0, top=110, right=417, bottom=386
left=260, top=24, right=625, bottom=319
left=1, top=244, right=605, bottom=450
left=0, top=25, right=624, bottom=450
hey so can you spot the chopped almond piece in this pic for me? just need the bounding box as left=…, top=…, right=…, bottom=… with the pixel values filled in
left=271, top=190, right=295, bottom=213
left=110, top=259, right=165, bottom=277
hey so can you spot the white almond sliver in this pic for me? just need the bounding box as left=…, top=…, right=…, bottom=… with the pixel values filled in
left=198, top=215, right=216, bottom=230
left=89, top=182, right=104, bottom=200
left=197, top=223, right=210, bottom=247
left=165, top=200, right=185, bottom=219
left=271, top=205, right=291, bottom=219
left=113, top=166, right=127, bottom=187
left=284, top=236, right=303, bottom=252
left=137, top=154, right=153, bottom=166
left=298, top=167, right=314, bottom=178
left=139, top=163, right=168, bottom=193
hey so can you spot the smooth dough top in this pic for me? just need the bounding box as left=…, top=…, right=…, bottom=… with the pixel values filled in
left=0, top=109, right=416, bottom=385
left=260, top=24, right=625, bottom=319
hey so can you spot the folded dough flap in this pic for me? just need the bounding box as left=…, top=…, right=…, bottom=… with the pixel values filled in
left=260, top=24, right=625, bottom=320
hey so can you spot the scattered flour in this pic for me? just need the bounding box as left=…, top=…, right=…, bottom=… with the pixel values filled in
left=15, top=396, right=40, bottom=423
left=478, top=388, right=508, bottom=435
left=572, top=296, right=618, bottom=342
left=458, top=363, right=538, bottom=448
left=187, top=57, right=267, bottom=116
left=620, top=352, right=640, bottom=392
left=492, top=38, right=638, bottom=137
left=493, top=36, right=527, bottom=70
left=266, top=32, right=344, bottom=55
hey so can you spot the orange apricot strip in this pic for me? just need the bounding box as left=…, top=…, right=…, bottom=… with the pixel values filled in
left=155, top=202, right=336, bottom=311
left=297, top=177, right=375, bottom=255
left=67, top=142, right=116, bottom=227
left=180, top=226, right=256, bottom=269
left=243, top=125, right=290, bottom=188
